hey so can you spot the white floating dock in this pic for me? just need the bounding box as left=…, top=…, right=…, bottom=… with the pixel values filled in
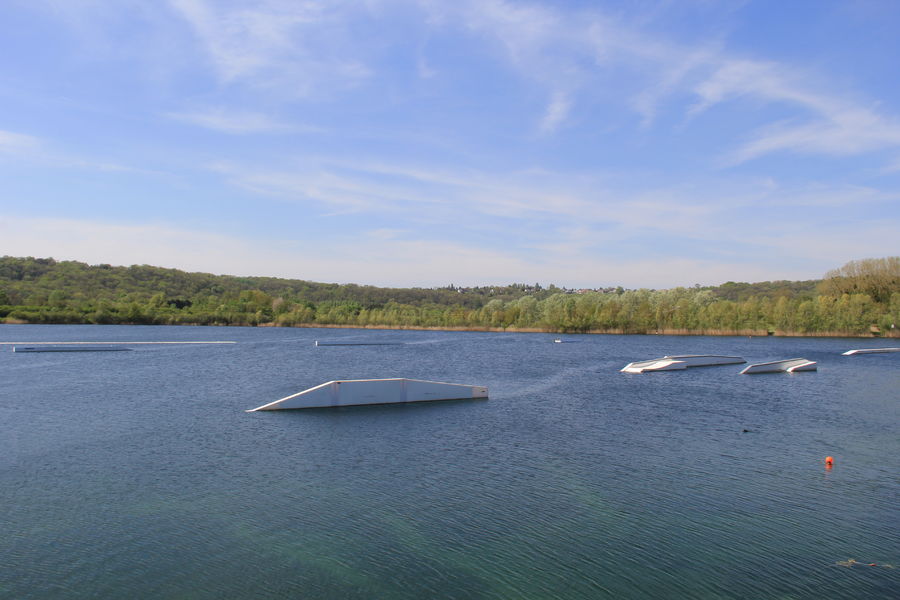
left=842, top=348, right=900, bottom=355
left=13, top=345, right=132, bottom=353
left=2, top=341, right=234, bottom=347
left=315, top=341, right=405, bottom=346
left=621, top=358, right=688, bottom=373
left=621, top=355, right=746, bottom=373
left=740, top=358, right=817, bottom=374
left=248, top=378, right=489, bottom=411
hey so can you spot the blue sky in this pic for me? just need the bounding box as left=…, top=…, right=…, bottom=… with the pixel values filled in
left=1, top=0, right=899, bottom=288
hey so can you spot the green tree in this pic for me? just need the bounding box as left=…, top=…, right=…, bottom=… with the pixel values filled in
left=820, top=257, right=900, bottom=303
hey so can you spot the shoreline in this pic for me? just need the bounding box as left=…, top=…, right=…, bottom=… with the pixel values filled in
left=277, top=323, right=899, bottom=338
left=3, top=320, right=895, bottom=339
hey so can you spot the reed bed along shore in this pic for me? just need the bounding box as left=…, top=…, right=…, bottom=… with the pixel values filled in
left=262, top=322, right=898, bottom=338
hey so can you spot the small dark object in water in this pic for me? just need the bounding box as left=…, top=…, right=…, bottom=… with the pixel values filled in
left=742, top=429, right=750, bottom=433
left=835, top=559, right=896, bottom=568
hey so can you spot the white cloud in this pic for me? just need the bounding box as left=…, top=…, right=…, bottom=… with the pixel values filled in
left=0, top=129, right=152, bottom=173
left=205, top=157, right=614, bottom=228
left=420, top=1, right=900, bottom=163
left=5, top=1, right=899, bottom=290
left=632, top=46, right=718, bottom=128
left=416, top=0, right=598, bottom=131
left=204, top=155, right=896, bottom=260
left=165, top=107, right=310, bottom=133
left=687, top=58, right=900, bottom=163
left=206, top=161, right=440, bottom=214
left=0, top=130, right=41, bottom=154
left=731, top=110, right=900, bottom=164
left=539, top=91, right=571, bottom=133
left=25, top=0, right=900, bottom=161
left=168, top=0, right=371, bottom=95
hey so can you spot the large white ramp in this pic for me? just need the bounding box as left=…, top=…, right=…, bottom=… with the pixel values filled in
left=248, top=378, right=488, bottom=411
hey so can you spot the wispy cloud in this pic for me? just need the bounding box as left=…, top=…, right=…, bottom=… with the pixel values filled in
left=206, top=161, right=442, bottom=215
left=688, top=58, right=900, bottom=163
left=205, top=156, right=849, bottom=248
left=5, top=1, right=899, bottom=288
left=0, top=130, right=41, bottom=154
left=35, top=0, right=900, bottom=163
left=0, top=128, right=151, bottom=173
left=206, top=157, right=611, bottom=227
left=539, top=91, right=571, bottom=133
left=165, top=107, right=315, bottom=134
left=422, top=1, right=900, bottom=163
left=168, top=0, right=371, bottom=95
left=731, top=109, right=900, bottom=163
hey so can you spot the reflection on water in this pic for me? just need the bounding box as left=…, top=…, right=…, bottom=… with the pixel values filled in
left=1, top=325, right=898, bottom=599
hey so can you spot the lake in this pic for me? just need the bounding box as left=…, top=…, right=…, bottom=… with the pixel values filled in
left=1, top=325, right=898, bottom=599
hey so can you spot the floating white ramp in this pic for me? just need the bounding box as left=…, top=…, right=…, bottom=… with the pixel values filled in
left=842, top=348, right=900, bottom=355
left=621, top=355, right=745, bottom=374
left=248, top=378, right=488, bottom=411
left=315, top=341, right=405, bottom=346
left=13, top=345, right=132, bottom=353
left=740, top=358, right=817, bottom=374
left=4, top=341, right=234, bottom=352
left=1, top=341, right=235, bottom=345
left=621, top=358, right=688, bottom=373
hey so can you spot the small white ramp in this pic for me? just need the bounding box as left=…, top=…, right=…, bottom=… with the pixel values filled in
left=740, top=358, right=817, bottom=374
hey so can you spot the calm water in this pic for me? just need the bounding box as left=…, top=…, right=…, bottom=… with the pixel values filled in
left=1, top=325, right=898, bottom=599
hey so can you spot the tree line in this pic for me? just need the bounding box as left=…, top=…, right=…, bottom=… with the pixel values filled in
left=1, top=256, right=897, bottom=337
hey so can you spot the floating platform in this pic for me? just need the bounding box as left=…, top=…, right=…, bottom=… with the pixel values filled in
left=841, top=348, right=900, bottom=355
left=3, top=341, right=234, bottom=347
left=315, top=341, right=405, bottom=346
left=247, top=378, right=489, bottom=411
left=740, top=358, right=817, bottom=374
left=621, top=358, right=688, bottom=373
left=621, top=355, right=746, bottom=373
left=13, top=345, right=132, bottom=353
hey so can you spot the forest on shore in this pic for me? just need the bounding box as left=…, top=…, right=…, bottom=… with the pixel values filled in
left=1, top=256, right=898, bottom=337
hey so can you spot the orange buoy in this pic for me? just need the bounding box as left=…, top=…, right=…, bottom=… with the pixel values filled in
left=825, top=456, right=834, bottom=467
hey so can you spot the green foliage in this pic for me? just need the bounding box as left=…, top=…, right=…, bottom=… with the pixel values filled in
left=0, top=256, right=897, bottom=335
left=819, top=257, right=900, bottom=303
left=712, top=280, right=819, bottom=302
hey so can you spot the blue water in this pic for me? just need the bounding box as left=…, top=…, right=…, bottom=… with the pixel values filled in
left=1, top=325, right=898, bottom=599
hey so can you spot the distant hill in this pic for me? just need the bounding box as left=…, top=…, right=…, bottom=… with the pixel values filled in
left=0, top=256, right=821, bottom=307
left=1, top=255, right=896, bottom=337
left=0, top=256, right=552, bottom=309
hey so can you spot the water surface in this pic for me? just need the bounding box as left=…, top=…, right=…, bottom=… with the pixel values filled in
left=2, top=325, right=898, bottom=599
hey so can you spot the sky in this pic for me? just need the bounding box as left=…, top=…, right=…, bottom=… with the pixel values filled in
left=1, top=0, right=899, bottom=289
